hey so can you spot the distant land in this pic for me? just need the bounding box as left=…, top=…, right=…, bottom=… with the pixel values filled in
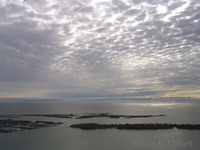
left=75, top=113, right=165, bottom=119
left=1, top=113, right=166, bottom=119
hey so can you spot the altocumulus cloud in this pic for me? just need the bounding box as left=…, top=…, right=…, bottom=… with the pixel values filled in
left=0, top=0, right=200, bottom=98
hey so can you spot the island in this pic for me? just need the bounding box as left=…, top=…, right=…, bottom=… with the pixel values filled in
left=76, top=113, right=165, bottom=119
left=70, top=123, right=200, bottom=130
left=0, top=119, right=63, bottom=133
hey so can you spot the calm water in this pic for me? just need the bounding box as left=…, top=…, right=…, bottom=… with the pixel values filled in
left=0, top=99, right=200, bottom=150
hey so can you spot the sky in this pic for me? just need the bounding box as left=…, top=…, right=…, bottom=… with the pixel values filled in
left=0, top=0, right=200, bottom=98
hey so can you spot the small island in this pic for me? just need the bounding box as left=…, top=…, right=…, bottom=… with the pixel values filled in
left=0, top=119, right=63, bottom=133
left=70, top=123, right=200, bottom=130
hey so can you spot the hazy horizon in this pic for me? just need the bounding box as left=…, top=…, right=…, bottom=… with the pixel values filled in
left=0, top=96, right=200, bottom=102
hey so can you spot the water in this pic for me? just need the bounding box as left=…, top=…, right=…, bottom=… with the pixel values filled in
left=0, top=99, right=200, bottom=150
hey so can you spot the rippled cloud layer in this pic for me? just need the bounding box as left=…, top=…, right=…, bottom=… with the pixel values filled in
left=0, top=0, right=200, bottom=98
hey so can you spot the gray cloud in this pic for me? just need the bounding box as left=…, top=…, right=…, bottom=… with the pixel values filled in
left=0, top=0, right=200, bottom=98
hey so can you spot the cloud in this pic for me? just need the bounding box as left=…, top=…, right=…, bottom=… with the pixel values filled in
left=0, top=0, right=200, bottom=98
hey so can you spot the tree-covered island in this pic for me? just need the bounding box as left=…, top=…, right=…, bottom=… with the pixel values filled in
left=70, top=123, right=200, bottom=130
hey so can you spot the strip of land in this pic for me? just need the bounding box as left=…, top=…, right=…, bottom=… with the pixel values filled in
left=22, top=113, right=165, bottom=119
left=0, top=119, right=63, bottom=133
left=70, top=123, right=200, bottom=130
left=0, top=113, right=166, bottom=119
left=76, top=113, right=165, bottom=119
left=24, top=114, right=76, bottom=118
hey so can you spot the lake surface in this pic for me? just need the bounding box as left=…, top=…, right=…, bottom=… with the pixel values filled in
left=0, top=99, right=200, bottom=150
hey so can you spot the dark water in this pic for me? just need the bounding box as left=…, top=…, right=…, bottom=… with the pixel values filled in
left=0, top=99, right=200, bottom=150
